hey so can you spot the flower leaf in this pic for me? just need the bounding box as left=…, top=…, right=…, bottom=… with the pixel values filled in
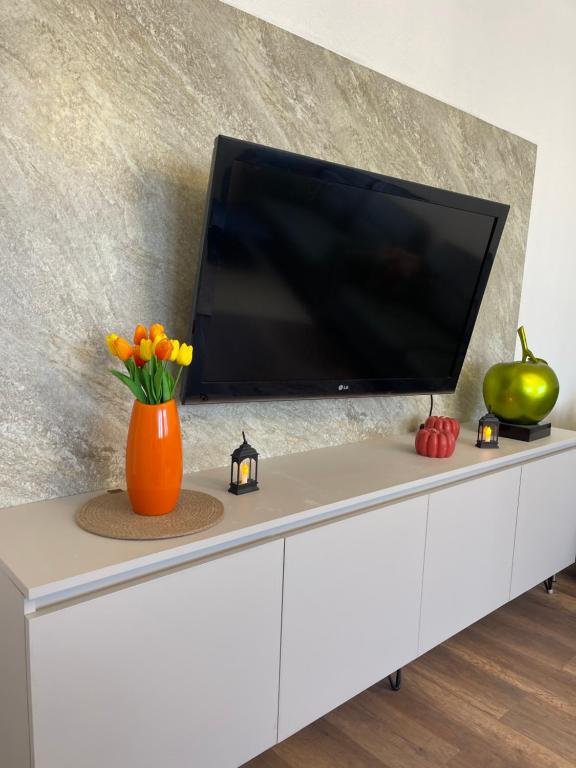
left=164, top=369, right=175, bottom=399
left=154, top=360, right=164, bottom=401
left=126, top=358, right=147, bottom=402
left=131, top=362, right=149, bottom=404
left=148, top=357, right=159, bottom=403
left=140, top=364, right=153, bottom=404
left=110, top=370, right=147, bottom=403
left=162, top=370, right=172, bottom=401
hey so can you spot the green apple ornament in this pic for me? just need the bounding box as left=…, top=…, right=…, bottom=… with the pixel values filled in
left=483, top=326, right=559, bottom=425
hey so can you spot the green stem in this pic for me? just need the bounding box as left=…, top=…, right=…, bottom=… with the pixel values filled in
left=173, top=366, right=184, bottom=398
left=147, top=357, right=155, bottom=403
left=518, top=326, right=530, bottom=362
left=517, top=325, right=545, bottom=364
left=161, top=359, right=169, bottom=403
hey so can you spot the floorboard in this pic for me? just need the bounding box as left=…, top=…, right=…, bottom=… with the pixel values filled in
left=244, top=564, right=576, bottom=768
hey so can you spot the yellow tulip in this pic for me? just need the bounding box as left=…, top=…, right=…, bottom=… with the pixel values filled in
left=106, top=333, right=119, bottom=356
left=139, top=338, right=153, bottom=361
left=176, top=343, right=193, bottom=366
left=169, top=339, right=180, bottom=362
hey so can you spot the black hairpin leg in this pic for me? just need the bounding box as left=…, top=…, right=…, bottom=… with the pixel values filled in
left=544, top=575, right=556, bottom=594
left=388, top=668, right=402, bottom=691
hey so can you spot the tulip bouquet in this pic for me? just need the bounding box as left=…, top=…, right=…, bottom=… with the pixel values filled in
left=106, top=323, right=193, bottom=404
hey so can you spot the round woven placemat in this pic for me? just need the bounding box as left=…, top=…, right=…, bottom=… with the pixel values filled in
left=76, top=489, right=224, bottom=541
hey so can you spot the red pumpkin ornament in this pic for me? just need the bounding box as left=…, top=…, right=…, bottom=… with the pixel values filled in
left=415, top=427, right=456, bottom=458
left=424, top=415, right=461, bottom=440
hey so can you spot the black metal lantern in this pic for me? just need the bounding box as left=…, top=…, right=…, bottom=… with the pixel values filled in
left=476, top=410, right=500, bottom=449
left=229, top=431, right=259, bottom=495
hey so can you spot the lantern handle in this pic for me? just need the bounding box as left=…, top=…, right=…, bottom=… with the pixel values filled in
left=242, top=430, right=247, bottom=444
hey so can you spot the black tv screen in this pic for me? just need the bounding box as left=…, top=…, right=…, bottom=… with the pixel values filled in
left=183, top=136, right=509, bottom=402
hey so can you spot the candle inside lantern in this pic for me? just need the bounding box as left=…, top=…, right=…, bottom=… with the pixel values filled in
left=240, top=460, right=250, bottom=484
left=482, top=425, right=492, bottom=442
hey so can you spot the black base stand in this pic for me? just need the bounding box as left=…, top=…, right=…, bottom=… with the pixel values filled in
left=498, top=422, right=551, bottom=442
left=388, top=669, right=402, bottom=691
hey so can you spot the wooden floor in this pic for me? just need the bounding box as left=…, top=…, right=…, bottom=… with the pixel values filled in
left=245, top=564, right=576, bottom=768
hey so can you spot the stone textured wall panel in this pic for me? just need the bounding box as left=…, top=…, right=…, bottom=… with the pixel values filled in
left=0, top=0, right=536, bottom=506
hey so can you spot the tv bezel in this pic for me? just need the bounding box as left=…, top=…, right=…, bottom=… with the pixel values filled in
left=182, top=135, right=509, bottom=404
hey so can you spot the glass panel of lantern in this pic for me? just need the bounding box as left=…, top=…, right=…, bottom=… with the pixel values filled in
left=229, top=431, right=260, bottom=494
left=476, top=411, right=500, bottom=449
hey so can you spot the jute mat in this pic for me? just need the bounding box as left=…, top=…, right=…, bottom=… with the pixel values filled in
left=76, top=489, right=224, bottom=541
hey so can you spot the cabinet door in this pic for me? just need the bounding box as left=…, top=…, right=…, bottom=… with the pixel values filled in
left=511, top=450, right=576, bottom=599
left=27, top=541, right=283, bottom=768
left=0, top=573, right=31, bottom=768
left=419, top=467, right=520, bottom=655
left=278, top=497, right=427, bottom=740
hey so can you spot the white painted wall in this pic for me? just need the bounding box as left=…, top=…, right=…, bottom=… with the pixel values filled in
left=224, top=0, right=576, bottom=427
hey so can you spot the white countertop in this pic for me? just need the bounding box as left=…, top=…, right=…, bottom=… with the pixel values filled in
left=1, top=425, right=575, bottom=604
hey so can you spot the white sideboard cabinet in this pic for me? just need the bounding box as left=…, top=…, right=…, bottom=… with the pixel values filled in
left=278, top=496, right=427, bottom=740
left=28, top=540, right=284, bottom=768
left=1, top=426, right=575, bottom=768
left=419, top=467, right=521, bottom=654
left=511, top=449, right=576, bottom=599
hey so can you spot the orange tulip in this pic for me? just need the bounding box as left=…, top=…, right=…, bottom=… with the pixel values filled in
left=113, top=337, right=134, bottom=361
left=155, top=338, right=173, bottom=361
left=132, top=345, right=146, bottom=367
left=152, top=332, right=168, bottom=353
left=150, top=323, right=165, bottom=341
left=133, top=324, right=148, bottom=345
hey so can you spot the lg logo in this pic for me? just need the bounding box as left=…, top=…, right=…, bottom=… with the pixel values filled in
left=338, top=384, right=350, bottom=391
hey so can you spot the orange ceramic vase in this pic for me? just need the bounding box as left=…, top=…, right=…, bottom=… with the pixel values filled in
left=126, top=399, right=183, bottom=516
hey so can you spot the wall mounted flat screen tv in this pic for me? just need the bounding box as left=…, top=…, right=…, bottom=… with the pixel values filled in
left=182, top=136, right=509, bottom=403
